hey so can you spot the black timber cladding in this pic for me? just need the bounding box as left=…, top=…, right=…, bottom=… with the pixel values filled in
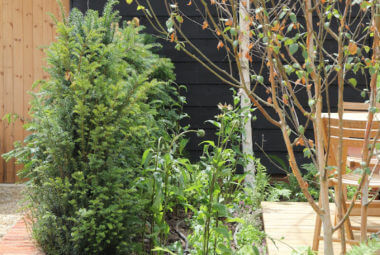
left=71, top=0, right=369, bottom=174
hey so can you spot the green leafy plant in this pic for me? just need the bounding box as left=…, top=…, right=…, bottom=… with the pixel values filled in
left=4, top=1, right=183, bottom=254
left=140, top=95, right=269, bottom=255
left=272, top=163, right=320, bottom=202
left=347, top=239, right=380, bottom=255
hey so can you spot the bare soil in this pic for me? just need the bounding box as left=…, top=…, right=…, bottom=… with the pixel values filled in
left=0, top=184, right=25, bottom=239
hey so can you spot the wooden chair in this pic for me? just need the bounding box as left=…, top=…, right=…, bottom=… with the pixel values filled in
left=343, top=101, right=380, bottom=112
left=312, top=117, right=380, bottom=251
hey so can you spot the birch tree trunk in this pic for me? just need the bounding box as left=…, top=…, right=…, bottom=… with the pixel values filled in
left=239, top=0, right=255, bottom=186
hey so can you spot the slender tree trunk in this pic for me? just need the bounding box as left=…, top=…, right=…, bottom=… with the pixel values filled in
left=239, top=0, right=255, bottom=186
left=304, top=0, right=334, bottom=253
left=361, top=1, right=380, bottom=241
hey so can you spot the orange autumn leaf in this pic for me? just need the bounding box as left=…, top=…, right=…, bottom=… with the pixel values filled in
left=348, top=42, right=358, bottom=55
left=187, top=0, right=192, bottom=5
left=245, top=51, right=252, bottom=62
left=210, top=0, right=216, bottom=4
left=301, top=77, right=306, bottom=85
left=202, top=21, right=209, bottom=30
left=266, top=88, right=271, bottom=94
left=216, top=29, right=221, bottom=36
left=217, top=40, right=224, bottom=50
left=308, top=139, right=314, bottom=147
left=170, top=33, right=176, bottom=42
left=225, top=19, right=233, bottom=26
left=242, top=1, right=247, bottom=7
left=296, top=138, right=305, bottom=146
left=267, top=97, right=273, bottom=104
left=271, top=22, right=281, bottom=32
left=248, top=43, right=254, bottom=50
left=282, top=95, right=289, bottom=105
left=321, top=0, right=326, bottom=4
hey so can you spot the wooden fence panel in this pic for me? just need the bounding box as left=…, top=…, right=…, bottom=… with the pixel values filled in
left=0, top=0, right=69, bottom=183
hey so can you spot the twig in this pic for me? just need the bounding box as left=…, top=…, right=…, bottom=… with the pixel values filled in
left=174, top=220, right=189, bottom=254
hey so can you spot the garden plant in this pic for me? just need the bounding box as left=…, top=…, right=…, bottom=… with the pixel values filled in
left=4, top=1, right=273, bottom=254
left=131, top=0, right=380, bottom=253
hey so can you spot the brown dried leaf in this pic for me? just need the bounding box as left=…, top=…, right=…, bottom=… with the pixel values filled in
left=348, top=42, right=358, bottom=55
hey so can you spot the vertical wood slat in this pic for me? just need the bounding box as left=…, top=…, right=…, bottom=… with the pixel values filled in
left=3, top=0, right=15, bottom=183
left=0, top=0, right=70, bottom=183
left=13, top=0, right=24, bottom=183
left=23, top=1, right=34, bottom=129
left=0, top=0, right=4, bottom=182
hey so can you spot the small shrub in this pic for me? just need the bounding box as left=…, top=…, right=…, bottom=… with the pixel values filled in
left=271, top=163, right=319, bottom=202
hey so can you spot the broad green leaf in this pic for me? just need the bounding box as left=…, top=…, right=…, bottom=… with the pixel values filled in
left=152, top=247, right=177, bottom=255
left=214, top=226, right=231, bottom=240
left=348, top=78, right=357, bottom=87
left=289, top=43, right=298, bottom=55
left=126, top=0, right=133, bottom=4
left=257, top=75, right=264, bottom=84
left=141, top=149, right=152, bottom=166
left=290, top=13, right=297, bottom=23
left=298, top=125, right=305, bottom=135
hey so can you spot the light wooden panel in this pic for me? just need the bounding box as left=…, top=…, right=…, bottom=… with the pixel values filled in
left=0, top=0, right=70, bottom=183
left=262, top=202, right=380, bottom=255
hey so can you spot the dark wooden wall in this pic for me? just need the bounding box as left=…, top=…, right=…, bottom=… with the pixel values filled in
left=71, top=0, right=369, bottom=174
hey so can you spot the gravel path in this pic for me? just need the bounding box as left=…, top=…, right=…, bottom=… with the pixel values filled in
left=0, top=184, right=25, bottom=239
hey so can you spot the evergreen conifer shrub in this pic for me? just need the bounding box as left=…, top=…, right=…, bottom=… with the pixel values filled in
left=5, top=1, right=182, bottom=254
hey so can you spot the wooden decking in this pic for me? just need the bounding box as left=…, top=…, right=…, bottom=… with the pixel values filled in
left=262, top=202, right=380, bottom=254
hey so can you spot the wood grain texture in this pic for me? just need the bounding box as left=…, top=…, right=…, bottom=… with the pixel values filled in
left=262, top=202, right=380, bottom=255
left=0, top=0, right=69, bottom=183
left=3, top=0, right=15, bottom=183
left=0, top=0, right=4, bottom=182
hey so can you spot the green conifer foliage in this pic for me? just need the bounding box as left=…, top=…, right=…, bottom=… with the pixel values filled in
left=5, top=1, right=182, bottom=254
